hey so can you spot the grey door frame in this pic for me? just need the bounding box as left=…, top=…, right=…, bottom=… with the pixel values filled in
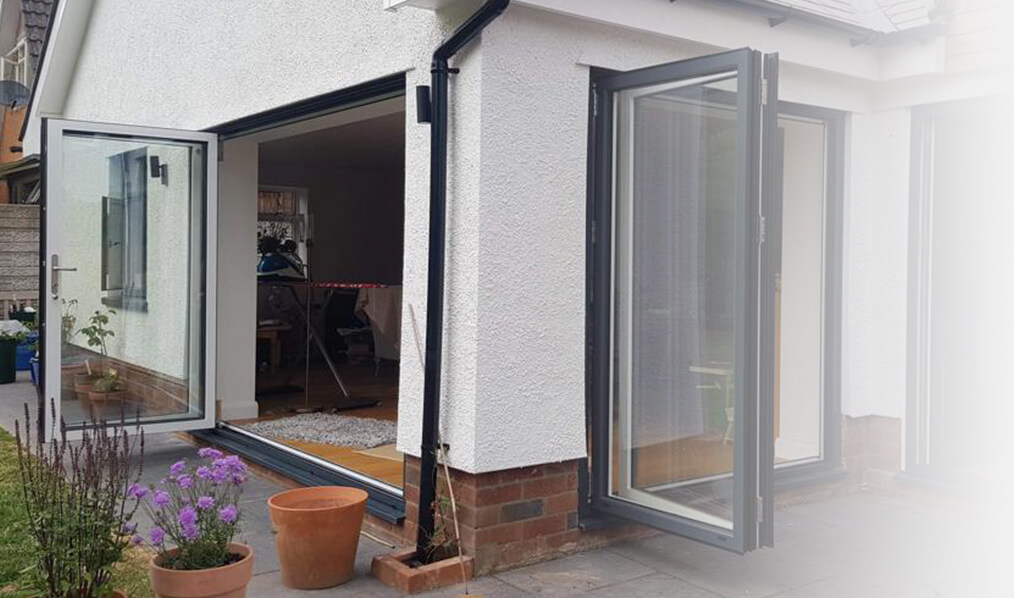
left=586, top=48, right=773, bottom=554
left=771, top=101, right=846, bottom=489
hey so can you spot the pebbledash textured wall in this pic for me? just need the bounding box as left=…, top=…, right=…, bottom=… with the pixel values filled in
left=44, top=0, right=592, bottom=473
left=32, top=0, right=973, bottom=473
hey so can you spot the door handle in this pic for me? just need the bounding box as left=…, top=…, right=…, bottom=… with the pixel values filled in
left=50, top=254, right=77, bottom=299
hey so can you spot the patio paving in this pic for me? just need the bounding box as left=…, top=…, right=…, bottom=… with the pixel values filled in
left=1, top=374, right=1001, bottom=597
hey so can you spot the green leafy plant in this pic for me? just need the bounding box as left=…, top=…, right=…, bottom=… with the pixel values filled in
left=423, top=489, right=458, bottom=562
left=92, top=369, right=121, bottom=394
left=14, top=402, right=144, bottom=598
left=78, top=309, right=116, bottom=357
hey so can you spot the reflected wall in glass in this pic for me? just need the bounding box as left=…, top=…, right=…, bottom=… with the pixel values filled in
left=58, top=132, right=206, bottom=428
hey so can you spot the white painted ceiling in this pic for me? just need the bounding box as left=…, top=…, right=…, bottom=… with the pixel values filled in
left=259, top=111, right=405, bottom=171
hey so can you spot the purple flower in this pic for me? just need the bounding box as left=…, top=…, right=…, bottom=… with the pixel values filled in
left=152, top=490, right=171, bottom=509
left=131, top=534, right=144, bottom=546
left=213, top=456, right=248, bottom=477
left=182, top=523, right=199, bottom=541
left=213, top=470, right=230, bottom=485
left=198, top=447, right=223, bottom=460
left=178, top=505, right=197, bottom=527
left=197, top=496, right=215, bottom=510
left=150, top=526, right=165, bottom=545
left=122, top=522, right=138, bottom=534
left=218, top=504, right=238, bottom=524
left=196, top=466, right=213, bottom=480
left=176, top=474, right=194, bottom=489
left=169, top=460, right=187, bottom=475
left=127, top=483, right=147, bottom=499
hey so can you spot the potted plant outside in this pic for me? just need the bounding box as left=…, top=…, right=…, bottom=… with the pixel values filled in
left=87, top=368, right=128, bottom=420
left=268, top=486, right=368, bottom=589
left=134, top=448, right=254, bottom=598
left=14, top=402, right=144, bottom=598
left=0, top=319, right=30, bottom=384
left=75, top=308, right=117, bottom=400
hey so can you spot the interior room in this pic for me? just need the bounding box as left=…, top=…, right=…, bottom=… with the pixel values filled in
left=226, top=97, right=407, bottom=489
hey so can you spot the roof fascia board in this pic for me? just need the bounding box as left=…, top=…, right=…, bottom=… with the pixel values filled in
left=517, top=0, right=939, bottom=81
left=0, top=0, right=22, bottom=54
left=21, top=0, right=94, bottom=150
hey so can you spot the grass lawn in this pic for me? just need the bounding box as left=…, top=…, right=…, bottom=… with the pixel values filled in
left=0, top=426, right=153, bottom=597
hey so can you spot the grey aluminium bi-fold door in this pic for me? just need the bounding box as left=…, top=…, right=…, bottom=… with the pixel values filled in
left=589, top=48, right=779, bottom=553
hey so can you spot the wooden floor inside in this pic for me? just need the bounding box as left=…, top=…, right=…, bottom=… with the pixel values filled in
left=231, top=359, right=404, bottom=488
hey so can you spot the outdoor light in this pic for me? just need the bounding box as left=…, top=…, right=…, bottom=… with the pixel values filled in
left=149, top=155, right=168, bottom=185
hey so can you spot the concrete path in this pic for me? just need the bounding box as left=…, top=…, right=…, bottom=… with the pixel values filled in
left=1, top=375, right=999, bottom=597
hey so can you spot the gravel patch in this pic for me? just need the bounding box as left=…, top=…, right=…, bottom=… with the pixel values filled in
left=241, top=413, right=397, bottom=449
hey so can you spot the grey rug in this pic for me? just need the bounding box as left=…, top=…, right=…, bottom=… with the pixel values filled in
left=241, top=413, right=397, bottom=449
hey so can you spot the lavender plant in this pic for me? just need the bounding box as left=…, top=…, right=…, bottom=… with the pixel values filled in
left=133, top=448, right=248, bottom=570
left=14, top=402, right=144, bottom=598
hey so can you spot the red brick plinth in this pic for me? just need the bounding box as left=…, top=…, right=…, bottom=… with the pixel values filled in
left=371, top=548, right=474, bottom=594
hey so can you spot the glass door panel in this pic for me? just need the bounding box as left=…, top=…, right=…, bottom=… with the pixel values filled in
left=612, top=72, right=741, bottom=530
left=44, top=119, right=217, bottom=434
left=591, top=48, right=776, bottom=553
left=774, top=115, right=826, bottom=466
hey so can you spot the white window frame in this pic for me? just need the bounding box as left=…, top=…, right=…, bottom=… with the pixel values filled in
left=2, top=37, right=28, bottom=85
left=43, top=118, right=219, bottom=440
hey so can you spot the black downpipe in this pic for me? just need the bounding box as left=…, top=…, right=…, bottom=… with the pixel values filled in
left=417, top=0, right=510, bottom=558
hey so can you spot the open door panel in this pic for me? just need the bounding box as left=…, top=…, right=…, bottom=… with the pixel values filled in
left=42, top=118, right=217, bottom=437
left=589, top=48, right=778, bottom=553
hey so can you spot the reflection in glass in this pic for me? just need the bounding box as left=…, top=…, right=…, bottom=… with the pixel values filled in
left=610, top=73, right=739, bottom=529
left=59, top=132, right=206, bottom=428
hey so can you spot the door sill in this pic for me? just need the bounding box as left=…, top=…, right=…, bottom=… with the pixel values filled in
left=190, top=426, right=405, bottom=523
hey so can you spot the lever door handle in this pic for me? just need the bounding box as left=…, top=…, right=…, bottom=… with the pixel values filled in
left=50, top=254, right=76, bottom=299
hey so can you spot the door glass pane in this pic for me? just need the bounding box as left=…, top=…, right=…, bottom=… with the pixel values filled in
left=58, top=131, right=206, bottom=428
left=775, top=116, right=826, bottom=466
left=611, top=72, right=740, bottom=530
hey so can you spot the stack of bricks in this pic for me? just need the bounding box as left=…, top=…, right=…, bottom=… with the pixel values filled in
left=399, top=456, right=652, bottom=575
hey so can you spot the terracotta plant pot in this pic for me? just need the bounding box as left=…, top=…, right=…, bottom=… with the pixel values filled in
left=149, top=543, right=254, bottom=598
left=73, top=372, right=100, bottom=394
left=83, top=389, right=127, bottom=421
left=268, top=486, right=368, bottom=589
left=86, top=389, right=127, bottom=403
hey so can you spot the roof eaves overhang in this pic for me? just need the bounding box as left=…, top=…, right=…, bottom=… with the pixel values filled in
left=706, top=0, right=945, bottom=46
left=19, top=0, right=96, bottom=148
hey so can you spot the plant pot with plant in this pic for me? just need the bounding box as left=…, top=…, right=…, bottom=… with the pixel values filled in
left=86, top=368, right=128, bottom=420
left=135, top=448, right=254, bottom=598
left=74, top=308, right=117, bottom=404
left=14, top=402, right=144, bottom=598
left=0, top=319, right=30, bottom=384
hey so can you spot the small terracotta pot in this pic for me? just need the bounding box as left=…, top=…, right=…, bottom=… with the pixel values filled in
left=268, top=486, right=368, bottom=589
left=86, top=389, right=127, bottom=403
left=73, top=373, right=100, bottom=394
left=149, top=543, right=254, bottom=598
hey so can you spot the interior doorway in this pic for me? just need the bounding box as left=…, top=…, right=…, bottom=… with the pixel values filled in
left=225, top=96, right=407, bottom=489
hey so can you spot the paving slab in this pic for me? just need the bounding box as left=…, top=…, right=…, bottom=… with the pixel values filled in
left=609, top=532, right=833, bottom=598
left=493, top=551, right=655, bottom=597
left=586, top=573, right=722, bottom=598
